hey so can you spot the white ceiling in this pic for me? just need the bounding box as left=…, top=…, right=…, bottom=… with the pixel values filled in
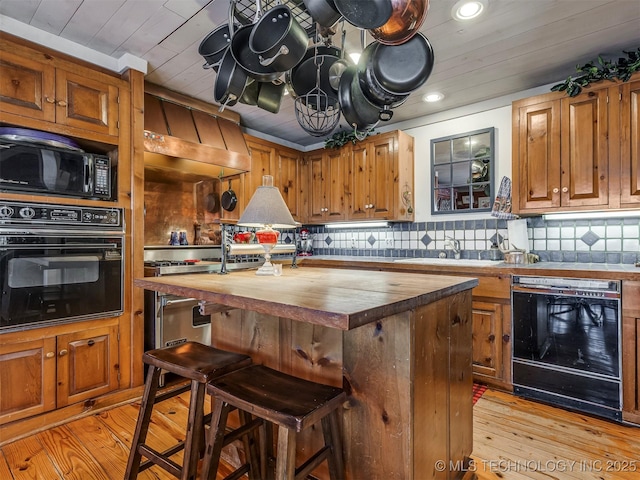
left=1, top=0, right=639, bottom=149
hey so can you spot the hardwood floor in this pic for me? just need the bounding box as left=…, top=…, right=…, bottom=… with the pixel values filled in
left=1, top=388, right=638, bottom=479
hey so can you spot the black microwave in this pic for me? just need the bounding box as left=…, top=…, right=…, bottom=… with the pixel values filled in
left=0, top=139, right=113, bottom=200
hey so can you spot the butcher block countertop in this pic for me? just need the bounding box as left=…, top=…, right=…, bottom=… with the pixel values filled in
left=135, top=267, right=478, bottom=330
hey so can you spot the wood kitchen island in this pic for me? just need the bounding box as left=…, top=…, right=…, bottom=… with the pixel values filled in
left=135, top=267, right=478, bottom=480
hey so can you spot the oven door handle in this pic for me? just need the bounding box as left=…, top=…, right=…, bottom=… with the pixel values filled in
left=162, top=297, right=197, bottom=307
left=0, top=243, right=121, bottom=249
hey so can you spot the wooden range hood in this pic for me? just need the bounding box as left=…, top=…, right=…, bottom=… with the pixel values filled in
left=143, top=84, right=250, bottom=182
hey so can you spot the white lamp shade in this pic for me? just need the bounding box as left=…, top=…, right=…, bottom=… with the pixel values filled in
left=237, top=176, right=297, bottom=228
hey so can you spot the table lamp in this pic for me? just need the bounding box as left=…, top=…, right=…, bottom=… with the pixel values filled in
left=237, top=175, right=297, bottom=275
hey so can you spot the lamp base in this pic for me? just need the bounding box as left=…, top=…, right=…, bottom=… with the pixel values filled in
left=255, top=262, right=275, bottom=275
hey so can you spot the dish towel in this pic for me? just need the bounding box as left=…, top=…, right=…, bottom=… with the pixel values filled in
left=491, top=176, right=519, bottom=220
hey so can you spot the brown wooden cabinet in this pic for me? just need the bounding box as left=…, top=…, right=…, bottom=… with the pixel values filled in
left=241, top=136, right=303, bottom=222
left=305, top=148, right=349, bottom=223
left=619, top=78, right=640, bottom=207
left=512, top=87, right=609, bottom=213
left=0, top=47, right=120, bottom=139
left=303, top=130, right=414, bottom=224
left=0, top=323, right=120, bottom=425
left=512, top=73, right=640, bottom=214
left=470, top=275, right=512, bottom=390
left=622, top=281, right=640, bottom=425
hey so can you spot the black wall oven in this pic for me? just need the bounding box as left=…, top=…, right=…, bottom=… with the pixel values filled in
left=0, top=201, right=124, bottom=332
left=512, top=275, right=621, bottom=421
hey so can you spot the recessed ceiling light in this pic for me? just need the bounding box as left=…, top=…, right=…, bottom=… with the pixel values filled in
left=452, top=0, right=486, bottom=21
left=348, top=52, right=361, bottom=64
left=423, top=92, right=444, bottom=102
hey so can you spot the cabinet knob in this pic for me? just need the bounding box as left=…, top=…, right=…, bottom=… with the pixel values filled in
left=562, top=187, right=568, bottom=193
left=488, top=334, right=496, bottom=342
left=57, top=100, right=68, bottom=107
left=59, top=349, right=68, bottom=357
left=552, top=188, right=559, bottom=193
left=45, top=352, right=55, bottom=358
left=45, top=96, right=56, bottom=104
left=503, top=334, right=510, bottom=343
left=370, top=204, right=375, bottom=209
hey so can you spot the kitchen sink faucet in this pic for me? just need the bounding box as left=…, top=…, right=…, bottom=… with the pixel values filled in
left=444, top=235, right=461, bottom=259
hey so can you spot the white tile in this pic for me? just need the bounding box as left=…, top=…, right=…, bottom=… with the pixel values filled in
left=435, top=230, right=444, bottom=240
left=402, top=231, right=410, bottom=240
left=623, top=239, right=640, bottom=252
left=533, top=239, right=546, bottom=250
left=591, top=226, right=606, bottom=237
left=590, top=240, right=605, bottom=251
left=575, top=226, right=589, bottom=238
left=560, top=227, right=575, bottom=239
left=476, top=229, right=487, bottom=239
left=533, top=227, right=546, bottom=239
left=623, top=225, right=639, bottom=238
left=464, top=240, right=474, bottom=250
left=606, top=239, right=622, bottom=250
left=546, top=227, right=560, bottom=238
left=410, top=239, right=419, bottom=249
left=561, top=239, right=575, bottom=250
left=547, top=239, right=560, bottom=250
left=464, top=230, right=475, bottom=240
left=454, top=229, right=464, bottom=239
left=575, top=241, right=589, bottom=251
left=606, top=225, right=622, bottom=238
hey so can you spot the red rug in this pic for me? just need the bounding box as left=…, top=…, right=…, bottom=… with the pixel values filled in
left=473, top=383, right=487, bottom=405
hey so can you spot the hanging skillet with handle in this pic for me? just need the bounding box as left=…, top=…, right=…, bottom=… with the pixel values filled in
left=221, top=179, right=238, bottom=211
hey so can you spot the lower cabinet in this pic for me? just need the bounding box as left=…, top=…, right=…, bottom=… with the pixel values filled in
left=470, top=276, right=512, bottom=390
left=622, top=281, right=640, bottom=424
left=0, top=323, right=120, bottom=425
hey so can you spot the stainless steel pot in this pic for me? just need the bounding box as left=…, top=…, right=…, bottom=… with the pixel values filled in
left=302, top=0, right=341, bottom=27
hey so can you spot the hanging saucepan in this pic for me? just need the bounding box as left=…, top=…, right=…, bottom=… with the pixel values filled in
left=334, top=0, right=393, bottom=29
left=369, top=0, right=430, bottom=46
left=357, top=41, right=409, bottom=107
left=338, top=66, right=391, bottom=132
left=198, top=24, right=232, bottom=70
left=239, top=78, right=260, bottom=105
left=221, top=180, right=238, bottom=211
left=257, top=81, right=286, bottom=113
left=230, top=23, right=282, bottom=82
left=248, top=5, right=309, bottom=72
left=302, top=0, right=342, bottom=28
left=365, top=32, right=434, bottom=95
left=328, top=26, right=350, bottom=91
left=289, top=44, right=341, bottom=107
left=214, top=47, right=249, bottom=111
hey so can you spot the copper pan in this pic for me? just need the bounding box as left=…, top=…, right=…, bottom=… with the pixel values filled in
left=370, top=0, right=429, bottom=46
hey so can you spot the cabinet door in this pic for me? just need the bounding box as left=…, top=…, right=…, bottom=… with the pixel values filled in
left=622, top=281, right=640, bottom=424
left=349, top=142, right=369, bottom=219
left=245, top=140, right=276, bottom=200
left=369, top=134, right=396, bottom=219
left=620, top=79, right=640, bottom=206
left=560, top=89, right=609, bottom=208
left=56, top=325, right=119, bottom=407
left=55, top=69, right=119, bottom=137
left=324, top=148, right=347, bottom=221
left=0, top=337, right=57, bottom=425
left=515, top=100, right=561, bottom=211
left=0, top=50, right=56, bottom=123
left=306, top=152, right=326, bottom=223
left=277, top=148, right=302, bottom=220
left=471, top=301, right=503, bottom=381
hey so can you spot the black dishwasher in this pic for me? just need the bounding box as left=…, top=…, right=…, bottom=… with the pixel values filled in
left=511, top=275, right=622, bottom=421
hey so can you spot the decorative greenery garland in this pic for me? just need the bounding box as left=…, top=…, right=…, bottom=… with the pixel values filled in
left=551, top=47, right=640, bottom=97
left=324, top=128, right=374, bottom=149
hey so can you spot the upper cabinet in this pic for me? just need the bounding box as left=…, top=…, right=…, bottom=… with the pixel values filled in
left=0, top=44, right=121, bottom=141
left=304, top=130, right=415, bottom=224
left=512, top=73, right=640, bottom=214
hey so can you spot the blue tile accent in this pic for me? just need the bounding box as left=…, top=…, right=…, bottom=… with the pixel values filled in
left=580, top=230, right=600, bottom=246
left=368, top=234, right=376, bottom=246
left=325, top=236, right=332, bottom=245
left=421, top=233, right=432, bottom=246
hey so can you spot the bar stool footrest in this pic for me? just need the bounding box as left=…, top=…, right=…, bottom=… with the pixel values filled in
left=138, top=444, right=181, bottom=477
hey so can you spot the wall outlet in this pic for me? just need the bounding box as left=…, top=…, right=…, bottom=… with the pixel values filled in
left=350, top=237, right=357, bottom=248
left=384, top=237, right=394, bottom=249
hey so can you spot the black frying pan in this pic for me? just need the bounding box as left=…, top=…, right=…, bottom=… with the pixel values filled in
left=334, top=0, right=392, bottom=29
left=221, top=180, right=238, bottom=211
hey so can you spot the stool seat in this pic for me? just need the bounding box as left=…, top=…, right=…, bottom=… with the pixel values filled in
left=209, top=365, right=346, bottom=432
left=202, top=365, right=346, bottom=480
left=143, top=342, right=252, bottom=383
left=125, top=342, right=253, bottom=480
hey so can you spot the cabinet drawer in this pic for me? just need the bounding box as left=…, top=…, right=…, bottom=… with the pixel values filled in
left=474, top=275, right=510, bottom=300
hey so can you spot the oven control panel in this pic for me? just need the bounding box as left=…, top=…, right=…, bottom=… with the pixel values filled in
left=0, top=201, right=123, bottom=229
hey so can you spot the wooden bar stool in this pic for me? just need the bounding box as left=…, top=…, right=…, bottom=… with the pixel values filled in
left=201, top=364, right=346, bottom=480
left=124, top=341, right=253, bottom=480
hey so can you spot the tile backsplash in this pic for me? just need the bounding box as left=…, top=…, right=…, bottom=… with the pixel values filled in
left=302, top=216, right=640, bottom=264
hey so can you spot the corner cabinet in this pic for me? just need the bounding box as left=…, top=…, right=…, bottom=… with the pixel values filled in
left=303, top=130, right=415, bottom=224
left=512, top=73, right=640, bottom=214
left=0, top=43, right=120, bottom=140
left=0, top=322, right=120, bottom=425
